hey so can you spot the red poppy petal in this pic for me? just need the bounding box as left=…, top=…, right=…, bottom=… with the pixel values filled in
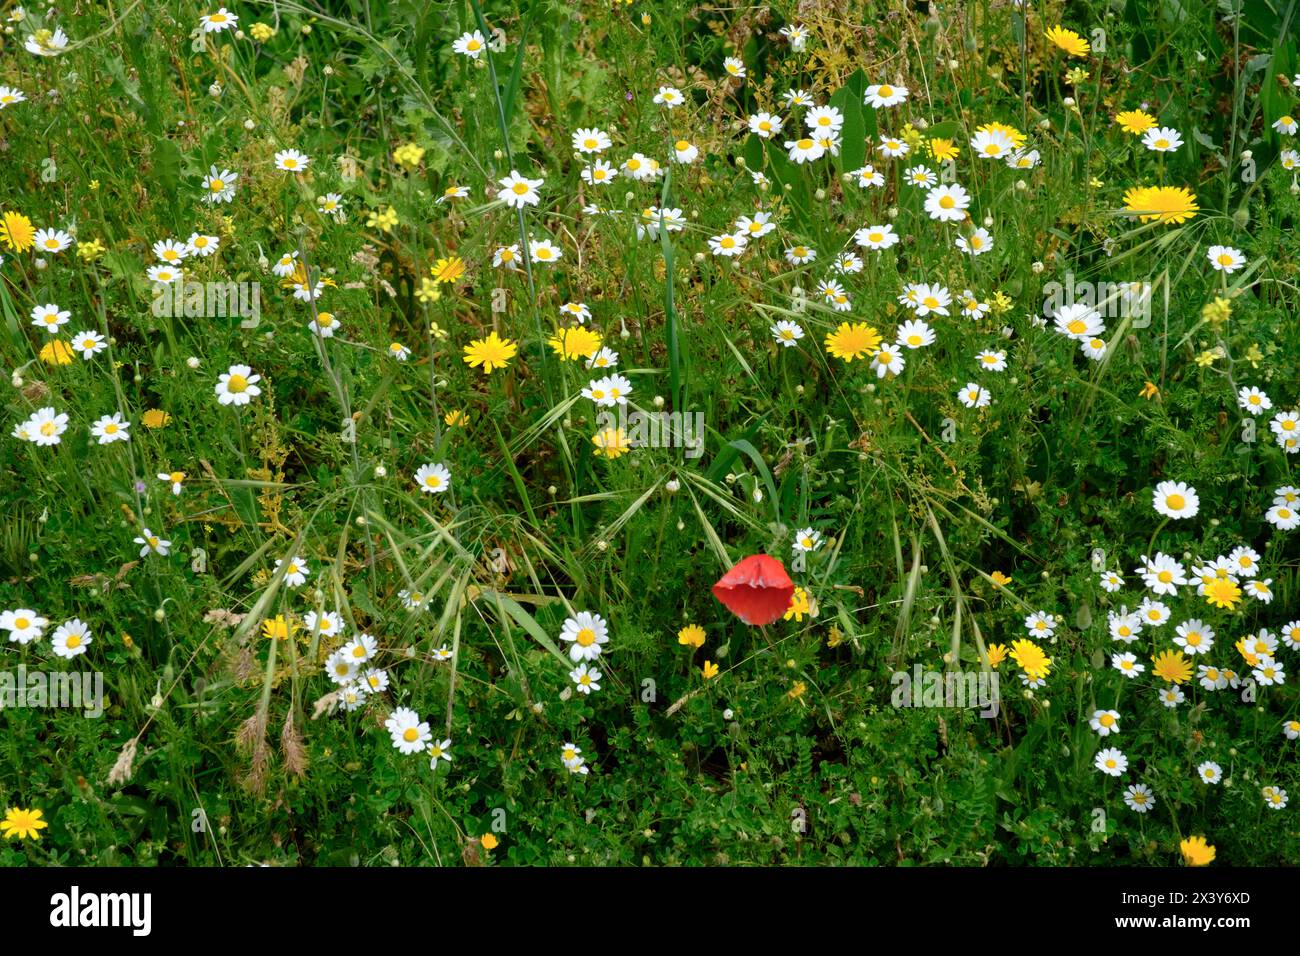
left=712, top=554, right=796, bottom=626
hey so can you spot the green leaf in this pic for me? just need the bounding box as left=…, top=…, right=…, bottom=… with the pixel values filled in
left=830, top=69, right=869, bottom=173
left=725, top=438, right=780, bottom=524
left=483, top=590, right=573, bottom=670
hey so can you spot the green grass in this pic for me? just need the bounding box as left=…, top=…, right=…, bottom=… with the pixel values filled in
left=0, top=0, right=1296, bottom=865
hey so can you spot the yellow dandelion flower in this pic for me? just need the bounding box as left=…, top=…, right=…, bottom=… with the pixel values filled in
left=462, top=331, right=517, bottom=374
left=927, top=138, right=959, bottom=162
left=824, top=322, right=882, bottom=363
left=430, top=256, right=466, bottom=284
left=1180, top=835, right=1215, bottom=867
left=701, top=660, right=720, bottom=680
left=547, top=326, right=602, bottom=361
left=986, top=644, right=1009, bottom=668
left=40, top=339, right=74, bottom=366
left=1204, top=577, right=1241, bottom=610
left=1, top=806, right=48, bottom=841
left=444, top=409, right=470, bottom=428
left=0, top=210, right=35, bottom=253
left=1115, top=110, right=1157, bottom=135
left=1010, top=639, right=1052, bottom=680
left=1152, top=649, right=1193, bottom=684
left=261, top=615, right=297, bottom=641
left=592, top=427, right=631, bottom=459
left=141, top=409, right=172, bottom=429
left=677, top=623, right=706, bottom=649
left=1045, top=25, right=1090, bottom=57
left=1123, top=185, right=1199, bottom=225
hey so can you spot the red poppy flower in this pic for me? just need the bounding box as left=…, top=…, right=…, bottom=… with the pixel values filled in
left=711, top=554, right=795, bottom=626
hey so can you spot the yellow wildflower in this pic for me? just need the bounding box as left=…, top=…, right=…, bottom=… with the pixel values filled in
left=677, top=624, right=706, bottom=649
left=40, top=340, right=74, bottom=365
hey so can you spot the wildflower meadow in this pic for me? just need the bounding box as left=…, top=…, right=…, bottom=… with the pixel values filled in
left=0, top=0, right=1297, bottom=878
